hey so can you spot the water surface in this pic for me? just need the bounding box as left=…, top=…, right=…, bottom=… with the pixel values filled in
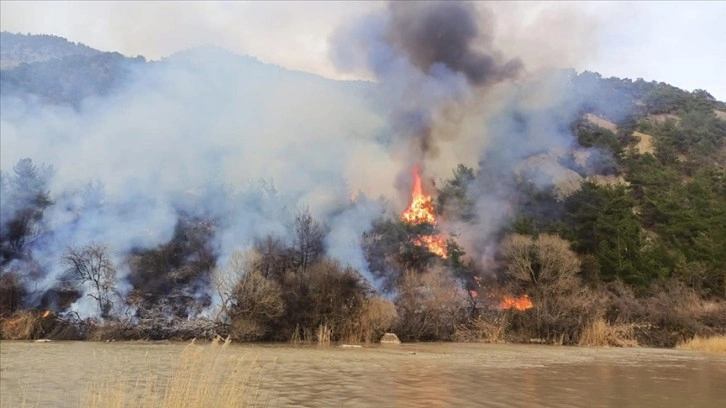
left=1, top=341, right=724, bottom=407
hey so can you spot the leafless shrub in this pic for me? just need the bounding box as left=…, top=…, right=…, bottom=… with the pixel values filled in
left=395, top=267, right=466, bottom=341
left=637, top=280, right=713, bottom=347
left=500, top=233, right=604, bottom=344
left=500, top=233, right=580, bottom=289
left=345, top=296, right=398, bottom=343
left=228, top=266, right=284, bottom=341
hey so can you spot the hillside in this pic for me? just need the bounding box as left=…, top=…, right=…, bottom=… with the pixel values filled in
left=1, top=33, right=725, bottom=346
left=0, top=32, right=102, bottom=69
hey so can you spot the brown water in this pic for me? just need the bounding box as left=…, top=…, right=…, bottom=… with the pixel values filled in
left=1, top=341, right=725, bottom=407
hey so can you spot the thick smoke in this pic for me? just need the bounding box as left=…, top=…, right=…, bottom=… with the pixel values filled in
left=330, top=1, right=525, bottom=185
left=1, top=47, right=399, bottom=316
left=3, top=1, right=603, bottom=318
left=331, top=1, right=596, bottom=265
left=387, top=2, right=522, bottom=86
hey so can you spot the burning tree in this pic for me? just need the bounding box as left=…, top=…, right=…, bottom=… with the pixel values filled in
left=63, top=243, right=118, bottom=319
left=401, top=167, right=448, bottom=258
left=362, top=166, right=472, bottom=290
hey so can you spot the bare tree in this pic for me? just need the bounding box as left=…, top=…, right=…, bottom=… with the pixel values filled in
left=292, top=207, right=325, bottom=272
left=63, top=243, right=118, bottom=318
left=211, top=250, right=257, bottom=323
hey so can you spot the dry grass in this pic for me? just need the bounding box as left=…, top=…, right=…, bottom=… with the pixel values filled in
left=453, top=315, right=508, bottom=343
left=316, top=323, right=332, bottom=345
left=0, top=310, right=43, bottom=340
left=343, top=297, right=398, bottom=344
left=584, top=113, right=617, bottom=132
left=579, top=318, right=638, bottom=347
left=676, top=335, right=726, bottom=354
left=83, top=336, right=267, bottom=407
left=633, top=131, right=655, bottom=154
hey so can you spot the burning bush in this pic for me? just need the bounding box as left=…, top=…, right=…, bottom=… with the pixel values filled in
left=499, top=233, right=606, bottom=344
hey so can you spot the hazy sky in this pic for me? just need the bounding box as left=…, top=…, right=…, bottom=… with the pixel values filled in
left=2, top=1, right=725, bottom=100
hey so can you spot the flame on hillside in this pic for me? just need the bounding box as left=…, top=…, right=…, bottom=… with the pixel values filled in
left=500, top=295, right=533, bottom=311
left=401, top=167, right=447, bottom=258
left=41, top=310, right=51, bottom=318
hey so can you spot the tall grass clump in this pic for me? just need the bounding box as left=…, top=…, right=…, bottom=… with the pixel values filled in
left=0, top=310, right=43, bottom=340
left=578, top=318, right=638, bottom=347
left=84, top=336, right=266, bottom=407
left=676, top=335, right=726, bottom=354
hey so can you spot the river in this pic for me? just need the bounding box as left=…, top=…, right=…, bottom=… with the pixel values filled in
left=1, top=341, right=724, bottom=407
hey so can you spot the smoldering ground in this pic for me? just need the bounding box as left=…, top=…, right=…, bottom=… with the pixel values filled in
left=2, top=1, right=611, bottom=319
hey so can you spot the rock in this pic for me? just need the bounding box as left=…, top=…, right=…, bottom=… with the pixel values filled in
left=380, top=333, right=401, bottom=344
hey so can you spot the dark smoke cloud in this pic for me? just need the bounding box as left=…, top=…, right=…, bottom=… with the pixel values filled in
left=387, top=1, right=522, bottom=85
left=330, top=0, right=524, bottom=183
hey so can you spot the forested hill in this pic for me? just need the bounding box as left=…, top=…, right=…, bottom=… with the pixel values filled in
left=0, top=32, right=102, bottom=69
left=0, top=32, right=147, bottom=107
left=509, top=72, right=726, bottom=296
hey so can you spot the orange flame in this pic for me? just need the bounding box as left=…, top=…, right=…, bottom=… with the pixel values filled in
left=41, top=310, right=51, bottom=318
left=401, top=167, right=437, bottom=225
left=500, top=295, right=533, bottom=311
left=401, top=167, right=447, bottom=258
left=414, top=235, right=448, bottom=258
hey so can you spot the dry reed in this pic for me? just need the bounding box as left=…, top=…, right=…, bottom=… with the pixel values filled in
left=0, top=311, right=43, bottom=340
left=676, top=335, right=726, bottom=354
left=578, top=318, right=638, bottom=347
left=83, top=336, right=266, bottom=407
left=316, top=324, right=332, bottom=345
left=453, top=315, right=508, bottom=343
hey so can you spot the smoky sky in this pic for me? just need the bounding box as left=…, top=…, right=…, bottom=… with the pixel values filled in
left=330, top=1, right=525, bottom=174
left=387, top=1, right=522, bottom=85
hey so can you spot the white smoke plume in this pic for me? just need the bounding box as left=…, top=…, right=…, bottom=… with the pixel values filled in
left=2, top=1, right=610, bottom=317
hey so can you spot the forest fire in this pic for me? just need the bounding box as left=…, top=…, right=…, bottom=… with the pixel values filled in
left=500, top=295, right=533, bottom=311
left=401, top=167, right=447, bottom=258
left=41, top=310, right=51, bottom=318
